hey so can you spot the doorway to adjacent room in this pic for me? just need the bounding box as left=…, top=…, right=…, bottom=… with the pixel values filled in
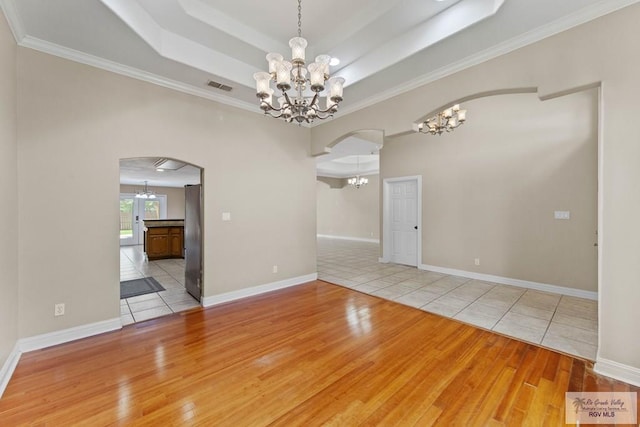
left=118, top=157, right=203, bottom=325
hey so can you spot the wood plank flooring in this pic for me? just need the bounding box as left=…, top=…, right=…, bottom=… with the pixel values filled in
left=1, top=281, right=637, bottom=426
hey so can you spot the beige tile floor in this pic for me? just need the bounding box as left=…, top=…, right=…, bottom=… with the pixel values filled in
left=318, top=237, right=598, bottom=360
left=120, top=245, right=200, bottom=325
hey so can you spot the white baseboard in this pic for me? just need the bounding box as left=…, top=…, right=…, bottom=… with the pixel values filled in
left=595, top=357, right=640, bottom=387
left=0, top=317, right=122, bottom=398
left=317, top=234, right=380, bottom=244
left=18, top=318, right=122, bottom=353
left=378, top=257, right=389, bottom=263
left=202, top=273, right=318, bottom=308
left=0, top=343, right=21, bottom=398
left=420, top=264, right=598, bottom=300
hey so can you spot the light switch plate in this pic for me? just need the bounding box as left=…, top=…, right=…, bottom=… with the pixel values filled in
left=222, top=212, right=231, bottom=221
left=554, top=211, right=571, bottom=220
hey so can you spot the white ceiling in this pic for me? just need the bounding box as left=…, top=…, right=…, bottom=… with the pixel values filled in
left=120, top=158, right=201, bottom=188
left=316, top=138, right=380, bottom=178
left=2, top=0, right=637, bottom=178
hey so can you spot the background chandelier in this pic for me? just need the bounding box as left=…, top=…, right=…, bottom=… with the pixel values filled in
left=135, top=181, right=156, bottom=199
left=418, top=104, right=467, bottom=135
left=347, top=156, right=368, bottom=189
left=253, top=0, right=345, bottom=124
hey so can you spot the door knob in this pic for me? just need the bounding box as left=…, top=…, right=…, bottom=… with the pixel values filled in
left=414, top=226, right=418, bottom=230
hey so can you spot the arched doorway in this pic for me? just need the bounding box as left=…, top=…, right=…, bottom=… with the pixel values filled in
left=118, top=157, right=203, bottom=325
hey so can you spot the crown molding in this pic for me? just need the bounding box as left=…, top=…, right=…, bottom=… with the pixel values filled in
left=0, top=0, right=25, bottom=42
left=329, top=0, right=640, bottom=122
left=18, top=36, right=260, bottom=115
left=4, top=0, right=639, bottom=125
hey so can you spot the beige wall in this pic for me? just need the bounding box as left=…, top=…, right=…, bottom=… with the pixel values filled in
left=383, top=91, right=597, bottom=290
left=16, top=48, right=317, bottom=338
left=0, top=10, right=18, bottom=371
left=120, top=184, right=186, bottom=219
left=312, top=5, right=640, bottom=374
left=317, top=175, right=380, bottom=240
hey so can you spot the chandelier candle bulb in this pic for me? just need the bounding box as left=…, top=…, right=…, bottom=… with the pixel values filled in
left=276, top=61, right=292, bottom=90
left=315, top=55, right=331, bottom=77
left=289, top=37, right=307, bottom=64
left=266, top=53, right=283, bottom=74
left=329, top=77, right=345, bottom=101
left=458, top=109, right=467, bottom=121
left=308, top=63, right=325, bottom=90
left=253, top=72, right=271, bottom=97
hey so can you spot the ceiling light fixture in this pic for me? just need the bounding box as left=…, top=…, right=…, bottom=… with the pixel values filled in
left=135, top=181, right=156, bottom=199
left=347, top=156, right=369, bottom=189
left=253, top=0, right=345, bottom=124
left=418, top=104, right=467, bottom=135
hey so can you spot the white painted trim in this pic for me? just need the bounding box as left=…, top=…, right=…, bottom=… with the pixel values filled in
left=332, top=0, right=640, bottom=121
left=0, top=342, right=21, bottom=398
left=18, top=318, right=122, bottom=353
left=595, top=357, right=640, bottom=387
left=317, top=234, right=380, bottom=244
left=0, top=318, right=122, bottom=397
left=595, top=84, right=604, bottom=361
left=378, top=257, right=388, bottom=263
left=419, top=264, right=598, bottom=300
left=201, top=273, right=318, bottom=308
left=382, top=176, right=423, bottom=268
left=17, top=36, right=259, bottom=115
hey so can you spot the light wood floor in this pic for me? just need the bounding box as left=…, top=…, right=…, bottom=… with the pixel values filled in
left=1, top=281, right=637, bottom=426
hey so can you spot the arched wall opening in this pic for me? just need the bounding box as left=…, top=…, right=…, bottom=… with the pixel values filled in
left=119, top=157, right=203, bottom=324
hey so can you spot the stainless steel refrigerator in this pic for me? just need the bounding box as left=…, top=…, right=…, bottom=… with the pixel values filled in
left=184, top=184, right=202, bottom=301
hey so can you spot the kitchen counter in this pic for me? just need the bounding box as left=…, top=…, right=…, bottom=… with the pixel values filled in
left=143, top=219, right=185, bottom=228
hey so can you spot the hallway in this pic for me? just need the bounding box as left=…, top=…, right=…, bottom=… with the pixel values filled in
left=317, top=237, right=598, bottom=360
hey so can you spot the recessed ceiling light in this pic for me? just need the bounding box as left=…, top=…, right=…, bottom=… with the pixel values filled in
left=156, top=168, right=165, bottom=172
left=329, top=57, right=340, bottom=66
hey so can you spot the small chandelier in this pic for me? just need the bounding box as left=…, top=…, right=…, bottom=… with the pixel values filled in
left=135, top=181, right=156, bottom=199
left=253, top=0, right=345, bottom=124
left=347, top=156, right=368, bottom=189
left=418, top=104, right=467, bottom=135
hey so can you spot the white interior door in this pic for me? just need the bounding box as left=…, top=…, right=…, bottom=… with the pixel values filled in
left=384, top=177, right=421, bottom=267
left=135, top=196, right=167, bottom=245
left=119, top=194, right=167, bottom=246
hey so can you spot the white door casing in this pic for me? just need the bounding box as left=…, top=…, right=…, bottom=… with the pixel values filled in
left=383, top=176, right=422, bottom=267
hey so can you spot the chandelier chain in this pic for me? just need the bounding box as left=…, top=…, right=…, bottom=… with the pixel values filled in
left=297, top=0, right=302, bottom=37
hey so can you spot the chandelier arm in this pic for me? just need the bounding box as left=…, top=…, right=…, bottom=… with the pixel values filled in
left=308, top=92, right=319, bottom=108
left=312, top=113, right=334, bottom=121
left=283, top=91, right=293, bottom=107
left=262, top=109, right=288, bottom=119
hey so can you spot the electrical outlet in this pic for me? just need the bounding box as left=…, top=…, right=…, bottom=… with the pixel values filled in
left=474, top=258, right=480, bottom=266
left=54, top=303, right=65, bottom=316
left=272, top=265, right=278, bottom=273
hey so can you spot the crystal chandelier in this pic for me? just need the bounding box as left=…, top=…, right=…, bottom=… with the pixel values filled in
left=253, top=0, right=345, bottom=124
left=418, top=104, right=467, bottom=135
left=135, top=181, right=156, bottom=199
left=347, top=156, right=368, bottom=189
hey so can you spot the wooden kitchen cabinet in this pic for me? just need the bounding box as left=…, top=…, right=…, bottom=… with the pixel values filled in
left=170, top=227, right=184, bottom=257
left=144, top=222, right=184, bottom=260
